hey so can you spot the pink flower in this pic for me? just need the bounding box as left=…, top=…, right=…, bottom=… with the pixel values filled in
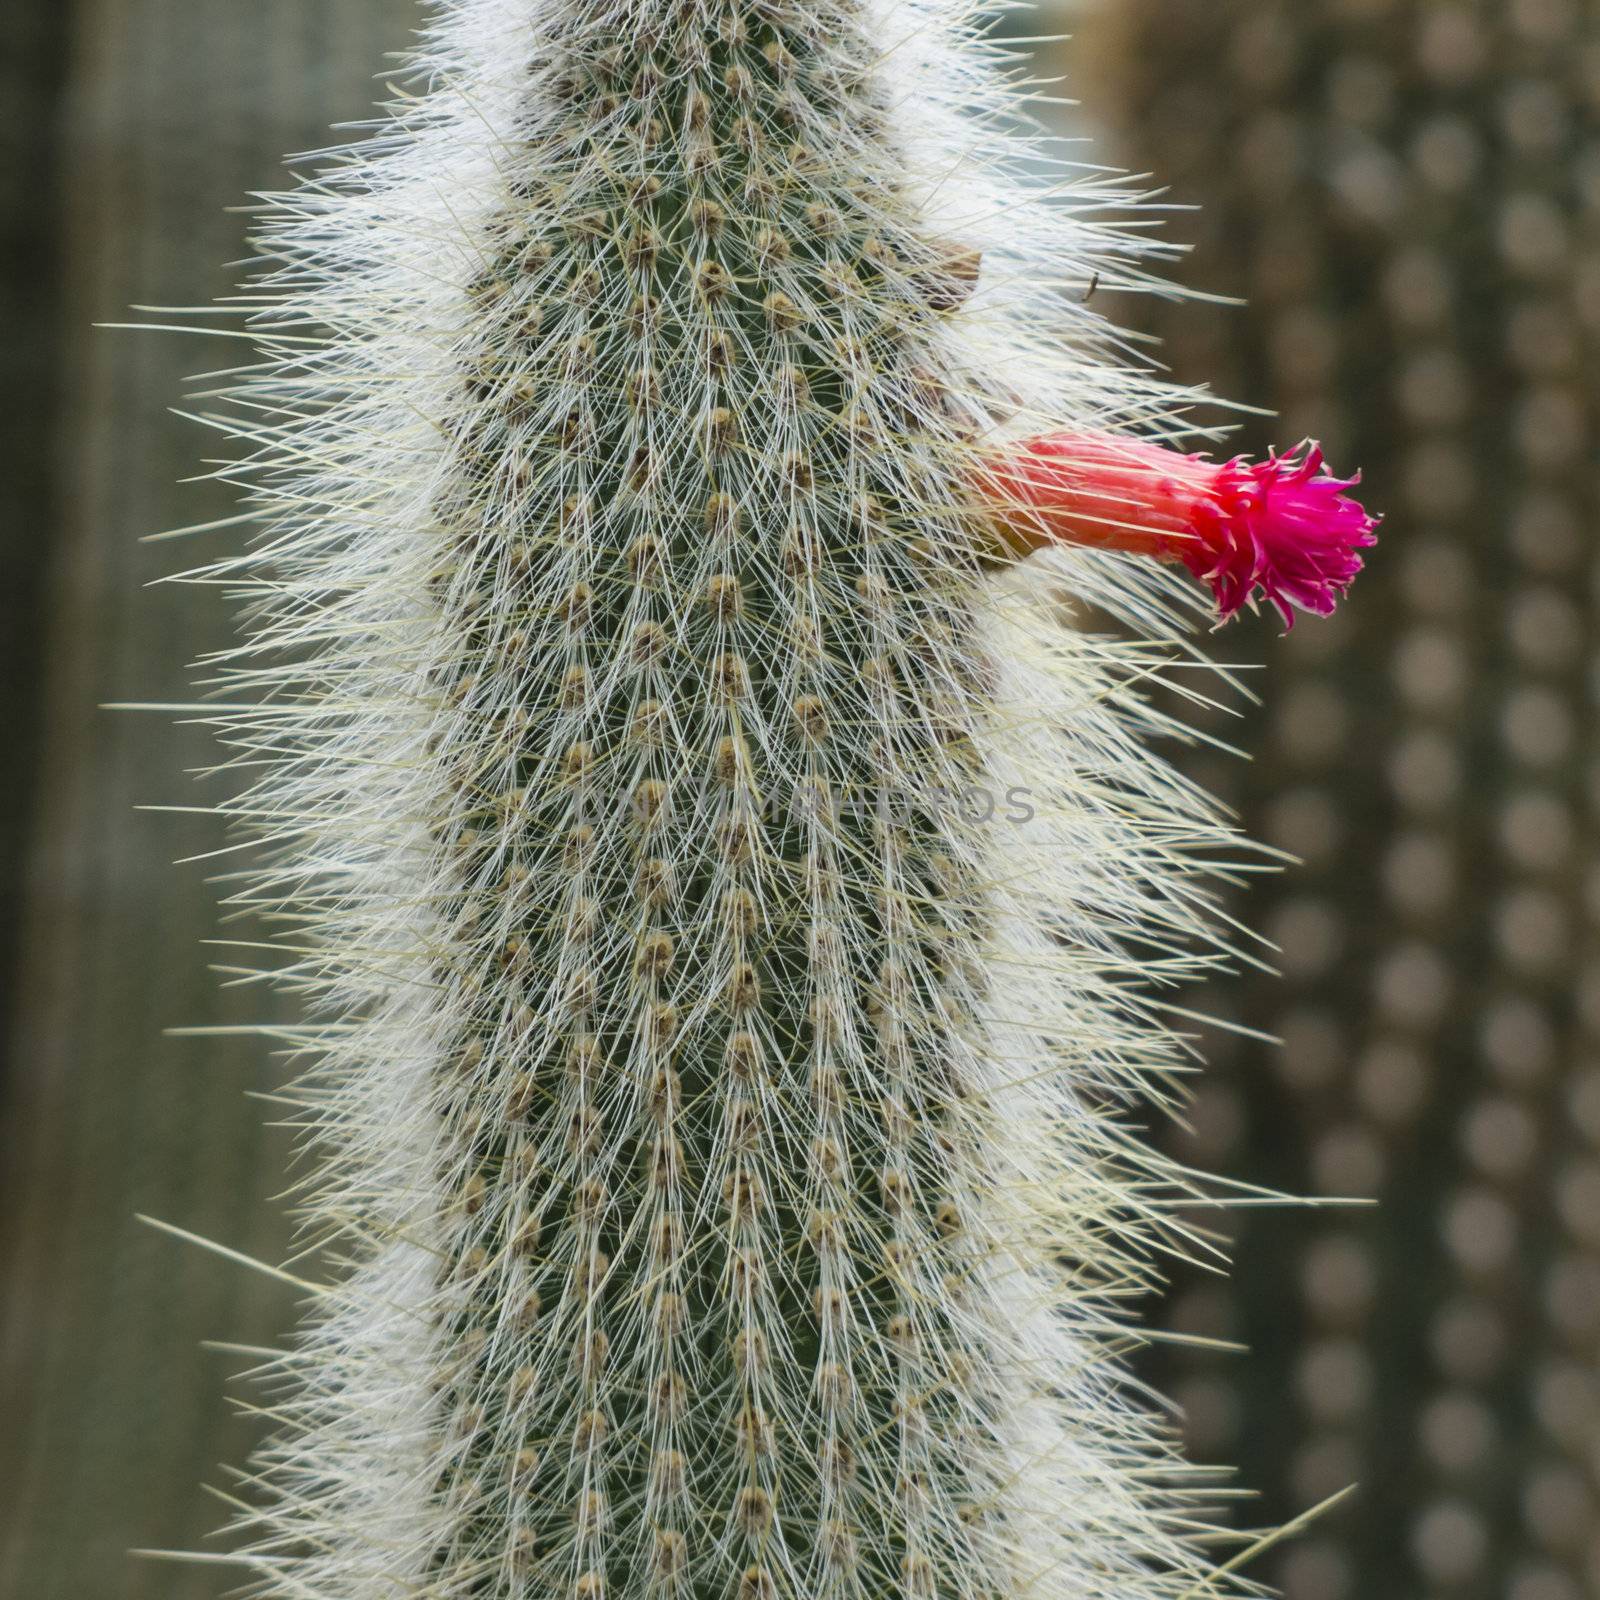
left=981, top=432, right=1379, bottom=627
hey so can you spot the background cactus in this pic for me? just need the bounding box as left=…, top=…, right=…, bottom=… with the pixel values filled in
left=0, top=8, right=404, bottom=1596
left=1091, top=4, right=1600, bottom=1599
left=173, top=0, right=1275, bottom=1595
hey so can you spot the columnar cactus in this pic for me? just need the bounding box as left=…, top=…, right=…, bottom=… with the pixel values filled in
left=1095, top=4, right=1591, bottom=1597
left=185, top=1, right=1371, bottom=1596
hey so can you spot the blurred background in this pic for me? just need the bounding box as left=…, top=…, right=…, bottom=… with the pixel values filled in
left=0, top=1, right=1594, bottom=1596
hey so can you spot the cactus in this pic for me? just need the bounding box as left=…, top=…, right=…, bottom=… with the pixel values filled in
left=175, top=0, right=1371, bottom=1595
left=1093, top=4, right=1594, bottom=1598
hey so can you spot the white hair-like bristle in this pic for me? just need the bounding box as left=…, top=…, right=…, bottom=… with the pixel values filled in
left=166, top=0, right=1269, bottom=1595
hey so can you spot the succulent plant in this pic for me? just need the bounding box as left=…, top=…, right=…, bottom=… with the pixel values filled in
left=1095, top=4, right=1595, bottom=1597
left=173, top=0, right=1372, bottom=1595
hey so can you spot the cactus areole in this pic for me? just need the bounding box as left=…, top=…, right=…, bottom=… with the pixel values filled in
left=176, top=0, right=1373, bottom=1595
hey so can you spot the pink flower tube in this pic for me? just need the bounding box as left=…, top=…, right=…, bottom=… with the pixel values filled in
left=982, top=432, right=1380, bottom=627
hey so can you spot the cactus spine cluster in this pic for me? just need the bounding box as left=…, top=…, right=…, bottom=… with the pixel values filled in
left=189, top=0, right=1255, bottom=1595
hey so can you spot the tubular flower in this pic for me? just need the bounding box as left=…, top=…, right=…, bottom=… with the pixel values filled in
left=983, top=431, right=1380, bottom=626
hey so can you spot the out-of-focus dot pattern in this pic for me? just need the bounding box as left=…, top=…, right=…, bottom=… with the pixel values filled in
left=1091, top=2, right=1599, bottom=1596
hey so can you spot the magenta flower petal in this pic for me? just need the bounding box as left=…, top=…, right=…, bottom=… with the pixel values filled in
left=1181, top=442, right=1381, bottom=628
